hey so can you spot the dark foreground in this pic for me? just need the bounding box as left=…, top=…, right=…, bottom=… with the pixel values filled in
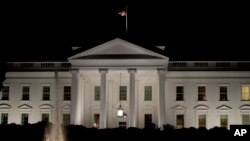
left=0, top=122, right=238, bottom=141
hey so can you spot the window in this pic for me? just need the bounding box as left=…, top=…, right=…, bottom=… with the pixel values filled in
left=198, top=86, right=206, bottom=101
left=144, top=86, right=152, bottom=101
left=41, top=114, right=49, bottom=122
left=176, top=115, right=184, bottom=128
left=94, top=114, right=100, bottom=128
left=242, top=114, right=250, bottom=125
left=198, top=115, right=206, bottom=128
left=22, top=86, right=29, bottom=100
left=94, top=86, right=100, bottom=101
left=21, top=113, right=29, bottom=125
left=220, top=115, right=228, bottom=129
left=42, top=86, right=50, bottom=101
left=63, top=114, right=70, bottom=126
left=220, top=86, right=228, bottom=101
left=119, top=122, right=126, bottom=128
left=176, top=86, right=184, bottom=101
left=119, top=86, right=127, bottom=101
left=1, top=113, right=8, bottom=124
left=1, top=86, right=9, bottom=100
left=144, top=114, right=152, bottom=126
left=64, top=86, right=71, bottom=101
left=241, top=85, right=250, bottom=101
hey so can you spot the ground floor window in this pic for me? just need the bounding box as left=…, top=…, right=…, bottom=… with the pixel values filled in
left=176, top=114, right=184, bottom=129
left=41, top=114, right=49, bottom=122
left=21, top=113, right=29, bottom=125
left=63, top=114, right=70, bottom=126
left=94, top=114, right=100, bottom=128
left=144, top=114, right=152, bottom=127
left=1, top=113, right=8, bottom=124
left=198, top=115, right=206, bottom=128
left=119, top=122, right=126, bottom=128
left=220, top=115, right=228, bottom=129
left=242, top=114, right=250, bottom=125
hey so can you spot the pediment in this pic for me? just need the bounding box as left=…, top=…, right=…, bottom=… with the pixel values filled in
left=194, top=104, right=209, bottom=110
left=239, top=104, right=250, bottom=110
left=39, top=104, right=54, bottom=109
left=216, top=105, right=232, bottom=110
left=18, top=104, right=32, bottom=109
left=0, top=104, right=11, bottom=109
left=68, top=38, right=168, bottom=60
left=61, top=104, right=71, bottom=109
left=172, top=105, right=187, bottom=110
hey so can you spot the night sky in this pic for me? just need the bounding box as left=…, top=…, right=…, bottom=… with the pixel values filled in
left=1, top=1, right=249, bottom=61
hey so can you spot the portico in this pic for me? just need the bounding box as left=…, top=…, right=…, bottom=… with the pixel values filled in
left=68, top=38, right=169, bottom=128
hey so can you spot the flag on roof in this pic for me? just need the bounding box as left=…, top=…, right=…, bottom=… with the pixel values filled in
left=118, top=10, right=126, bottom=16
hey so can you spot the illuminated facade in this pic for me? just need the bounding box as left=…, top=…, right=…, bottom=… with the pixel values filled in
left=1, top=38, right=250, bottom=129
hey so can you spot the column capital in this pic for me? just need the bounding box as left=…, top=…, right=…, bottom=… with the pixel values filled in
left=128, top=68, right=137, bottom=74
left=157, top=68, right=166, bottom=74
left=99, top=69, right=108, bottom=74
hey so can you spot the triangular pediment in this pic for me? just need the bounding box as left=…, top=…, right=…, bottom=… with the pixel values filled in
left=172, top=105, right=187, bottom=110
left=61, top=104, right=71, bottom=109
left=18, top=104, right=32, bottom=109
left=39, top=104, right=54, bottom=109
left=0, top=104, right=11, bottom=109
left=216, top=105, right=232, bottom=110
left=68, top=38, right=168, bottom=60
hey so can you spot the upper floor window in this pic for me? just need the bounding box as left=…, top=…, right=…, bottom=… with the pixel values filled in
left=1, top=86, right=9, bottom=100
left=64, top=86, right=71, bottom=101
left=241, top=85, right=250, bottom=101
left=176, top=86, right=184, bottom=101
left=22, top=86, right=29, bottom=100
left=94, top=86, right=100, bottom=101
left=220, top=86, right=228, bottom=101
left=42, top=86, right=50, bottom=101
left=198, top=86, right=206, bottom=101
left=144, top=86, right=152, bottom=101
left=119, top=86, right=127, bottom=101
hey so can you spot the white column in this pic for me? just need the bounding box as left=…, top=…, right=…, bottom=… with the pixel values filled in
left=99, top=69, right=108, bottom=129
left=158, top=69, right=166, bottom=129
left=70, top=70, right=82, bottom=125
left=128, top=69, right=136, bottom=127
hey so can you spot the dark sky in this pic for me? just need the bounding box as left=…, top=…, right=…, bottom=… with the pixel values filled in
left=1, top=1, right=249, bottom=61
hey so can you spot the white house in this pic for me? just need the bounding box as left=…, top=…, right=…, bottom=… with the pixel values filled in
left=1, top=38, right=250, bottom=129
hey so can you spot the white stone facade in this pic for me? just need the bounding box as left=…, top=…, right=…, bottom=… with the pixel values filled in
left=1, top=38, right=250, bottom=129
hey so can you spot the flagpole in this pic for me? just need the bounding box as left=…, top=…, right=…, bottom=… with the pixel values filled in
left=126, top=5, right=128, bottom=33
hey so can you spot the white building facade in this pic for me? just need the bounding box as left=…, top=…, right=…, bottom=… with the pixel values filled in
left=1, top=38, right=250, bottom=129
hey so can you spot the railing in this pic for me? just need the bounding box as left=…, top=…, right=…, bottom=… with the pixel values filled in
left=168, top=61, right=250, bottom=71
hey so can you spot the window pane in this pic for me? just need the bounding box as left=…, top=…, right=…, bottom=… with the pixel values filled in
left=198, top=115, right=206, bottom=128
left=242, top=114, right=250, bottom=125
left=220, top=86, right=228, bottom=101
left=1, top=86, right=9, bottom=100
left=63, top=114, right=70, bottom=126
left=42, top=114, right=49, bottom=122
left=64, top=86, right=71, bottom=101
left=22, top=86, right=29, bottom=100
left=176, top=115, right=184, bottom=128
left=176, top=86, right=184, bottom=101
left=198, top=86, right=206, bottom=101
left=242, top=85, right=250, bottom=101
left=144, top=86, right=152, bottom=101
left=21, top=113, right=29, bottom=125
left=1, top=113, right=8, bottom=124
left=94, top=86, right=100, bottom=101
left=220, top=115, right=228, bottom=129
left=43, top=86, right=50, bottom=101
left=119, top=86, right=127, bottom=101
